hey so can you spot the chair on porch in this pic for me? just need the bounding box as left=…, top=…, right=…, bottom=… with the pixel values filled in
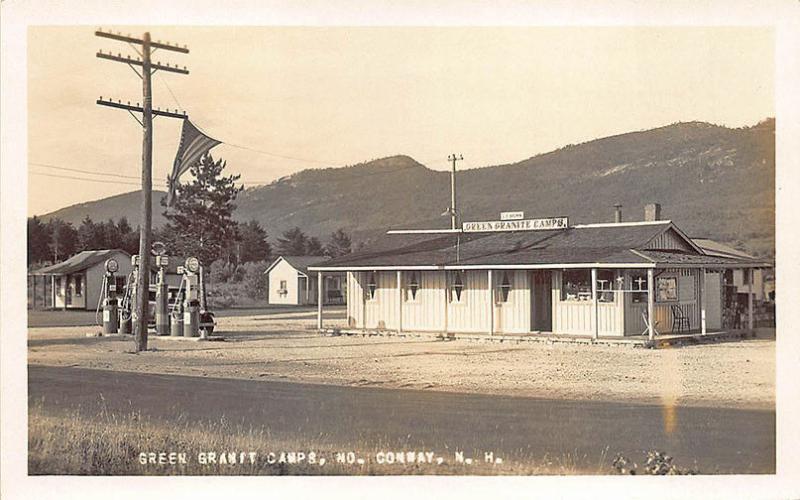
left=670, top=305, right=690, bottom=334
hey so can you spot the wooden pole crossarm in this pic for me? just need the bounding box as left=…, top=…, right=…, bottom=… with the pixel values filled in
left=97, top=52, right=189, bottom=75
left=95, top=30, right=190, bottom=54
left=96, top=99, right=188, bottom=119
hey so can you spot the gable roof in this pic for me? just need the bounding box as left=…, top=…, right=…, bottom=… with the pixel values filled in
left=310, top=221, right=769, bottom=270
left=691, top=238, right=756, bottom=260
left=265, top=255, right=330, bottom=276
left=32, top=249, right=130, bottom=275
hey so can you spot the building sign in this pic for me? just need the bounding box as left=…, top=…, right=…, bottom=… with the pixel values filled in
left=500, top=211, right=524, bottom=221
left=462, top=217, right=569, bottom=232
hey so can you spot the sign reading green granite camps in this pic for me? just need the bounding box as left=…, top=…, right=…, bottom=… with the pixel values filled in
left=462, top=217, right=569, bottom=232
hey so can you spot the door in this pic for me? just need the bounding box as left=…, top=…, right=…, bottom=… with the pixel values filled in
left=531, top=270, right=552, bottom=331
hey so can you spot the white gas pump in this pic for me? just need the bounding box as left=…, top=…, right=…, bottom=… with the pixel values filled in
left=181, top=257, right=202, bottom=337
left=154, top=255, right=170, bottom=336
left=118, top=255, right=138, bottom=335
left=98, top=258, right=119, bottom=334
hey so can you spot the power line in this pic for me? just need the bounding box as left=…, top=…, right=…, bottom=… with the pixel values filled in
left=29, top=161, right=141, bottom=180
left=30, top=171, right=166, bottom=187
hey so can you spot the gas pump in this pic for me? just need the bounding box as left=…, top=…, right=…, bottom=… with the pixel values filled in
left=98, top=258, right=119, bottom=334
left=118, top=255, right=138, bottom=335
left=154, top=255, right=170, bottom=336
left=181, top=257, right=201, bottom=338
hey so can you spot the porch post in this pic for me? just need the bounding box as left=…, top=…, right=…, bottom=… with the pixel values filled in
left=488, top=269, right=494, bottom=336
left=747, top=268, right=755, bottom=331
left=317, top=271, right=323, bottom=330
left=305, top=275, right=310, bottom=305
left=647, top=268, right=655, bottom=341
left=700, top=268, right=707, bottom=335
left=591, top=268, right=599, bottom=340
left=397, top=270, right=403, bottom=333
left=51, top=275, right=55, bottom=309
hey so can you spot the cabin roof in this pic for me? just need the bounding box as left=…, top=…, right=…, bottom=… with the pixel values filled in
left=32, top=249, right=130, bottom=275
left=265, top=255, right=330, bottom=276
left=311, top=222, right=770, bottom=270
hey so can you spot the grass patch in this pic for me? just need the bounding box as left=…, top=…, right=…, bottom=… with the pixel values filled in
left=29, top=402, right=602, bottom=475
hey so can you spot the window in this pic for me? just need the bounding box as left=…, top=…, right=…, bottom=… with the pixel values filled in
left=742, top=269, right=751, bottom=285
left=366, top=272, right=377, bottom=300
left=596, top=270, right=615, bottom=303
left=406, top=272, right=420, bottom=301
left=561, top=269, right=591, bottom=301
left=278, top=280, right=288, bottom=296
left=630, top=272, right=648, bottom=303
left=74, top=275, right=83, bottom=297
left=450, top=271, right=464, bottom=303
left=497, top=272, right=512, bottom=303
left=656, top=276, right=678, bottom=302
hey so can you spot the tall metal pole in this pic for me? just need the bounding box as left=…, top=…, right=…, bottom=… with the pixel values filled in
left=134, top=32, right=153, bottom=352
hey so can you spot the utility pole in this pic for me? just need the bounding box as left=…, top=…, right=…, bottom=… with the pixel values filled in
left=95, top=29, right=189, bottom=352
left=447, top=153, right=463, bottom=229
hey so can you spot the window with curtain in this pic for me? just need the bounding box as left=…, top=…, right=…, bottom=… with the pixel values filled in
left=596, top=269, right=615, bottom=303
left=366, top=272, right=377, bottom=300
left=450, top=271, right=464, bottom=303
left=497, top=272, right=512, bottom=303
left=406, top=271, right=420, bottom=301
left=630, top=271, right=648, bottom=303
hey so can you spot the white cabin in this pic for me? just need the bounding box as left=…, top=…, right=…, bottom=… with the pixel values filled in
left=265, top=255, right=344, bottom=306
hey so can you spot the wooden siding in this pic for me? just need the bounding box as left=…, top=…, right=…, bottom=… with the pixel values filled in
left=644, top=227, right=694, bottom=251
left=493, top=270, right=531, bottom=334
left=403, top=271, right=447, bottom=332
left=703, top=270, right=723, bottom=330
left=445, top=271, right=490, bottom=333
left=363, top=271, right=399, bottom=330
left=551, top=270, right=625, bottom=336
left=346, top=271, right=364, bottom=328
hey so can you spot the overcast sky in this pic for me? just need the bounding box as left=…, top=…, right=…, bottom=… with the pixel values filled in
left=28, top=26, right=773, bottom=216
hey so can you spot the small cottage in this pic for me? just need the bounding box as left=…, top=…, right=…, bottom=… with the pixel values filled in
left=265, top=255, right=345, bottom=306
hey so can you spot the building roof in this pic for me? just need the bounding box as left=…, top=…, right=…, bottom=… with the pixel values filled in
left=690, top=238, right=756, bottom=260
left=32, top=249, right=130, bottom=276
left=265, top=255, right=330, bottom=276
left=310, top=222, right=770, bottom=270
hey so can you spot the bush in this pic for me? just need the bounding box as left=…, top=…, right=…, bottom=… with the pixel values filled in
left=209, top=259, right=233, bottom=284
left=243, top=261, right=268, bottom=300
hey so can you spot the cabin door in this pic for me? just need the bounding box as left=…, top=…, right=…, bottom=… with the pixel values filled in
left=531, top=270, right=552, bottom=331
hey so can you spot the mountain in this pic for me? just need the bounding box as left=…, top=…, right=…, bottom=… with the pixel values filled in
left=40, top=119, right=775, bottom=257
left=42, top=189, right=169, bottom=228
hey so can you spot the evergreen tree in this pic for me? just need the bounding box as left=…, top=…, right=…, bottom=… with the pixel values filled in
left=276, top=227, right=308, bottom=255
left=27, top=216, right=52, bottom=265
left=306, top=236, right=324, bottom=256
left=324, top=228, right=352, bottom=257
left=161, top=153, right=243, bottom=268
left=77, top=216, right=101, bottom=251
left=47, top=218, right=78, bottom=262
left=238, top=219, right=272, bottom=263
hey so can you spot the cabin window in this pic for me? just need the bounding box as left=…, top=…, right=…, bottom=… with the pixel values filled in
left=742, top=269, right=751, bottom=285
left=497, top=272, right=512, bottom=303
left=278, top=280, right=288, bottom=296
left=630, top=272, right=648, bottom=303
left=596, top=270, right=615, bottom=303
left=74, top=275, right=83, bottom=297
left=561, top=269, right=591, bottom=301
left=656, top=276, right=678, bottom=302
left=406, top=272, right=421, bottom=302
left=450, top=271, right=465, bottom=303
left=366, top=272, right=377, bottom=300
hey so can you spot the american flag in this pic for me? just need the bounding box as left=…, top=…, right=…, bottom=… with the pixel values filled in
left=166, top=119, right=221, bottom=206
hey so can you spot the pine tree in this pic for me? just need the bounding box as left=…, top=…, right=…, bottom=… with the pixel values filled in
left=276, top=227, right=308, bottom=255
left=238, top=219, right=272, bottom=264
left=324, top=228, right=352, bottom=257
left=47, top=218, right=78, bottom=262
left=306, top=236, right=323, bottom=256
left=161, top=153, right=243, bottom=268
left=27, top=216, right=52, bottom=265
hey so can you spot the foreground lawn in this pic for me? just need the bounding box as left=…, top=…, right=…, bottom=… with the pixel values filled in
left=29, top=404, right=607, bottom=475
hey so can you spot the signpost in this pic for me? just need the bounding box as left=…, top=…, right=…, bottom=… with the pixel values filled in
left=462, top=216, right=569, bottom=233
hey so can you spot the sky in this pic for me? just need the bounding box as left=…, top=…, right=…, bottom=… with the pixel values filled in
left=27, top=26, right=774, bottom=216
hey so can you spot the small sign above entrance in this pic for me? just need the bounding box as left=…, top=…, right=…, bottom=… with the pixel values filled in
left=500, top=211, right=524, bottom=221
left=462, top=216, right=569, bottom=232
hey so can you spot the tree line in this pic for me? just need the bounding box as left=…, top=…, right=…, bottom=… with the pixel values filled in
left=28, top=154, right=353, bottom=270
